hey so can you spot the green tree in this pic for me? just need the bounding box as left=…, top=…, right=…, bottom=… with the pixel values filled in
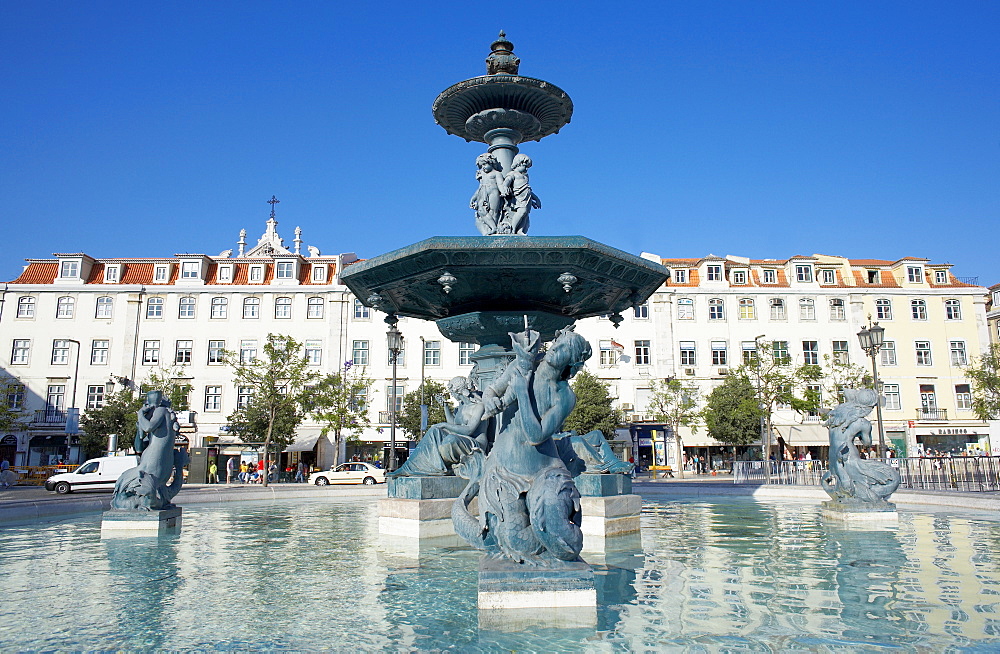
left=225, top=334, right=318, bottom=486
left=310, top=361, right=376, bottom=464
left=398, top=379, right=451, bottom=439
left=702, top=373, right=764, bottom=447
left=965, top=343, right=1000, bottom=421
left=647, top=378, right=701, bottom=478
left=141, top=365, right=193, bottom=411
left=79, top=389, right=144, bottom=458
left=0, top=376, right=29, bottom=433
left=563, top=370, right=622, bottom=438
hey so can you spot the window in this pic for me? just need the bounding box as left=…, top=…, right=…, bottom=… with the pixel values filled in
left=178, top=296, right=196, bottom=319
left=883, top=384, right=901, bottom=410
left=821, top=269, right=836, bottom=285
left=243, top=297, right=260, bottom=319
left=795, top=265, right=813, bottom=282
left=881, top=341, right=897, bottom=366
left=274, top=297, right=292, bottom=319
left=600, top=342, right=621, bottom=366
left=769, top=298, right=785, bottom=320
left=802, top=341, right=819, bottom=365
left=237, top=386, right=253, bottom=409
left=741, top=341, right=758, bottom=365
left=181, top=261, right=200, bottom=279
left=211, top=297, right=228, bottom=319
left=673, top=269, right=688, bottom=284
left=915, top=341, right=932, bottom=366
left=218, top=265, right=233, bottom=283
left=350, top=388, right=367, bottom=412
left=706, top=265, right=723, bottom=281
left=799, top=298, right=815, bottom=320
left=732, top=270, right=747, bottom=285
left=275, top=261, right=294, bottom=279
left=240, top=340, right=257, bottom=363
left=679, top=341, right=696, bottom=366
left=633, top=303, right=649, bottom=319
left=91, top=339, right=109, bottom=365
left=920, top=385, right=937, bottom=415
left=204, top=386, right=222, bottom=411
left=86, top=385, right=107, bottom=410
left=146, top=297, right=164, bottom=318
left=829, top=298, right=846, bottom=321
left=354, top=299, right=370, bottom=319
left=142, top=340, right=160, bottom=365
left=175, top=340, right=193, bottom=364
left=772, top=341, right=789, bottom=363
left=305, top=340, right=322, bottom=366
left=51, top=339, right=70, bottom=365
left=955, top=384, right=972, bottom=410
left=16, top=296, right=35, bottom=318
left=805, top=384, right=822, bottom=416
left=307, top=297, right=325, bottom=319
left=950, top=341, right=967, bottom=366
left=762, top=269, right=777, bottom=284
left=312, top=265, right=327, bottom=283
left=911, top=299, right=927, bottom=320
left=249, top=266, right=264, bottom=283
left=46, top=385, right=66, bottom=415
left=875, top=298, right=892, bottom=320
left=708, top=298, right=725, bottom=320
left=738, top=298, right=756, bottom=320
left=944, top=299, right=961, bottom=320
left=95, top=296, right=113, bottom=319
left=7, top=384, right=24, bottom=410
left=208, top=340, right=225, bottom=364
left=154, top=265, right=169, bottom=282
left=56, top=296, right=75, bottom=319
left=459, top=342, right=476, bottom=366
left=907, top=266, right=922, bottom=283
left=423, top=340, right=441, bottom=366
left=711, top=341, right=727, bottom=366
left=677, top=298, right=694, bottom=320
left=634, top=340, right=651, bottom=365
left=386, top=384, right=404, bottom=414
left=387, top=342, right=405, bottom=366
left=59, top=260, right=79, bottom=278
left=352, top=340, right=369, bottom=365
left=935, top=270, right=948, bottom=284
left=832, top=341, right=849, bottom=365
left=104, top=266, right=119, bottom=283
left=11, top=340, right=30, bottom=365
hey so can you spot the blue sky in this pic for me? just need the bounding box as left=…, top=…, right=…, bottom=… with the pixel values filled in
left=3, top=1, right=998, bottom=284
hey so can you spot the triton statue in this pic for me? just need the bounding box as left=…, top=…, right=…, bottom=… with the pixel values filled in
left=110, top=390, right=188, bottom=511
left=821, top=388, right=900, bottom=508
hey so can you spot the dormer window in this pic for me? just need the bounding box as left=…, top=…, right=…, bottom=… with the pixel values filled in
left=731, top=270, right=747, bottom=285
left=820, top=269, right=835, bottom=285
left=762, top=269, right=776, bottom=284
left=312, top=265, right=327, bottom=283
left=104, top=265, right=120, bottom=283
left=706, top=265, right=723, bottom=281
left=907, top=265, right=923, bottom=283
left=867, top=270, right=879, bottom=283
left=249, top=266, right=264, bottom=283
left=181, top=261, right=200, bottom=279
left=59, top=260, right=79, bottom=278
left=934, top=270, right=947, bottom=284
left=218, top=265, right=233, bottom=283
left=275, top=261, right=295, bottom=279
left=794, top=265, right=813, bottom=282
left=154, top=265, right=169, bottom=283
left=672, top=269, right=687, bottom=284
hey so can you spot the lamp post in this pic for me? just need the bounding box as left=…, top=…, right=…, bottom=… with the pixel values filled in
left=752, top=335, right=767, bottom=467
left=386, top=324, right=404, bottom=472
left=857, top=318, right=887, bottom=456
left=65, top=339, right=82, bottom=463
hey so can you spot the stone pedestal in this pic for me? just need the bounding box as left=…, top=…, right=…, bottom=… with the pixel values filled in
left=821, top=500, right=898, bottom=526
left=478, top=557, right=597, bottom=629
left=380, top=476, right=471, bottom=539
left=100, top=507, right=182, bottom=537
left=577, top=474, right=641, bottom=552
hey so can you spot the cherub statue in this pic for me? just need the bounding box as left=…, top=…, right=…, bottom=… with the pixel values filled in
left=470, top=153, right=507, bottom=235
left=498, top=153, right=540, bottom=234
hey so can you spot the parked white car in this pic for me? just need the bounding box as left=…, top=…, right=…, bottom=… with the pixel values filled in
left=45, top=455, right=140, bottom=494
left=309, top=462, right=385, bottom=486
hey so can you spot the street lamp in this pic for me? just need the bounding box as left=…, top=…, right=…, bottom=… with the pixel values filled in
left=65, top=339, right=82, bottom=463
left=857, top=318, right=887, bottom=456
left=386, top=323, right=404, bottom=472
left=753, top=335, right=767, bottom=466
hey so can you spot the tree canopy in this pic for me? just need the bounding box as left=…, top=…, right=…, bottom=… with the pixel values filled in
left=965, top=343, right=1000, bottom=421
left=0, top=376, right=29, bottom=434
left=80, top=389, right=144, bottom=458
left=310, top=361, right=375, bottom=464
left=702, top=373, right=764, bottom=447
left=398, top=379, right=452, bottom=439
left=562, top=370, right=622, bottom=438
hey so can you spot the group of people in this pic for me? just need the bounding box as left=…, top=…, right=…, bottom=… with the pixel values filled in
left=204, top=459, right=319, bottom=484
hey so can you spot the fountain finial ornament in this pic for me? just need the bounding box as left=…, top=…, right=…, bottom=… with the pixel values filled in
left=486, top=30, right=520, bottom=75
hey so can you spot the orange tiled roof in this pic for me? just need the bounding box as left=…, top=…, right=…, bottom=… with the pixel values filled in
left=10, top=262, right=57, bottom=284
left=121, top=263, right=155, bottom=284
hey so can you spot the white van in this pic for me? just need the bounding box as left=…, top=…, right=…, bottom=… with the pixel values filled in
left=45, top=455, right=139, bottom=494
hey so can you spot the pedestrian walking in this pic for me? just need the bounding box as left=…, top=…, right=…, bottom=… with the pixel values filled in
left=208, top=461, right=218, bottom=484
left=226, top=457, right=236, bottom=483
left=295, top=461, right=305, bottom=483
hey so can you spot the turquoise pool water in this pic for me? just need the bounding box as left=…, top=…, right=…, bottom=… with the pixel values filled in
left=1, top=497, right=998, bottom=651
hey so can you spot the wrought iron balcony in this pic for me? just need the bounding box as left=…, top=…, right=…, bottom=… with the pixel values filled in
left=916, top=408, right=948, bottom=421
left=378, top=411, right=398, bottom=425
left=32, top=410, right=67, bottom=425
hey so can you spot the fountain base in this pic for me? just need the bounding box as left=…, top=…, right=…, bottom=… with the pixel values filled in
left=478, top=556, right=596, bottom=613
left=100, top=507, right=182, bottom=537
left=821, top=500, right=898, bottom=525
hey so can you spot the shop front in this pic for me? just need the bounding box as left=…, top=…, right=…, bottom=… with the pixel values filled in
left=914, top=425, right=992, bottom=456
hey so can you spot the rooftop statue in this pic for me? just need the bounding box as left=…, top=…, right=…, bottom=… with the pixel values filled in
left=387, top=375, right=489, bottom=478
left=454, top=326, right=592, bottom=564
left=110, top=390, right=188, bottom=511
left=821, top=388, right=900, bottom=508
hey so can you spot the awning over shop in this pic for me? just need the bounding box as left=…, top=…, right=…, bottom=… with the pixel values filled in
left=284, top=434, right=322, bottom=452
left=29, top=435, right=67, bottom=448
left=778, top=424, right=829, bottom=447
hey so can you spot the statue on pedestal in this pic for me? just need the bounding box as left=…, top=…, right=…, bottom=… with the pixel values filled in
left=470, top=153, right=507, bottom=235
left=498, top=154, right=540, bottom=235
left=110, top=390, right=187, bottom=511
left=821, top=388, right=900, bottom=507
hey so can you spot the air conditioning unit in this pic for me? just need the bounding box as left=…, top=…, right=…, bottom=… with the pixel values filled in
left=684, top=368, right=695, bottom=376
left=621, top=403, right=634, bottom=411
left=718, top=368, right=729, bottom=376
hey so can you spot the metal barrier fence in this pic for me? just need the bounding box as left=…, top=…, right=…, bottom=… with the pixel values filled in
left=733, top=457, right=1000, bottom=492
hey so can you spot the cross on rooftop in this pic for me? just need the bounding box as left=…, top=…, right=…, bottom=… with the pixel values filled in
left=267, top=195, right=280, bottom=218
